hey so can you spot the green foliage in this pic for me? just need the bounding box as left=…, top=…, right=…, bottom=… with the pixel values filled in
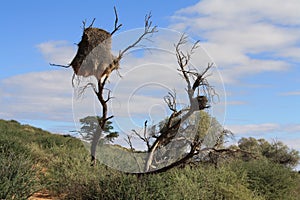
left=0, top=138, right=40, bottom=199
left=231, top=159, right=299, bottom=200
left=79, top=116, right=119, bottom=143
left=0, top=119, right=86, bottom=199
left=62, top=165, right=264, bottom=200
left=237, top=137, right=300, bottom=168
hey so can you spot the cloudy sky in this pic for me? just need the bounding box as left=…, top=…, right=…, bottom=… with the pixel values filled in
left=1, top=0, right=300, bottom=167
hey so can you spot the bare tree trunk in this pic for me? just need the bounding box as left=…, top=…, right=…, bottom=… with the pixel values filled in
left=90, top=79, right=111, bottom=166
left=144, top=141, right=160, bottom=171
left=90, top=126, right=102, bottom=166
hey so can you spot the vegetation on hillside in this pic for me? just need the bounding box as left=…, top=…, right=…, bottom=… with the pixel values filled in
left=0, top=119, right=299, bottom=199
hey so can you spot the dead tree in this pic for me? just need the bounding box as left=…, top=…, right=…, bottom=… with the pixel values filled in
left=140, top=35, right=214, bottom=172
left=52, top=8, right=157, bottom=166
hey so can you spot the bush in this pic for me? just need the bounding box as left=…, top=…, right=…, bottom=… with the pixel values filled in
left=0, top=140, right=40, bottom=199
left=231, top=159, right=299, bottom=200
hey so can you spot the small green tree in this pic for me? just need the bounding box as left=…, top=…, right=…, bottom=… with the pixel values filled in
left=79, top=116, right=119, bottom=144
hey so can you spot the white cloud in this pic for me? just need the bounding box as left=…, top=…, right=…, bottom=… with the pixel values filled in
left=36, top=40, right=76, bottom=65
left=170, top=0, right=300, bottom=84
left=0, top=70, right=74, bottom=122
left=278, top=47, right=300, bottom=62
left=175, top=0, right=300, bottom=26
left=226, top=123, right=280, bottom=135
left=225, top=123, right=300, bottom=136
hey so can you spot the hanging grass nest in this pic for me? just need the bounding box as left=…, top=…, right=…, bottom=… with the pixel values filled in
left=70, top=27, right=119, bottom=81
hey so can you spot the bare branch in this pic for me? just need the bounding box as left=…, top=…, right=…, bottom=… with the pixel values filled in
left=81, top=18, right=96, bottom=30
left=71, top=73, right=76, bottom=87
left=175, top=36, right=203, bottom=95
left=111, top=6, right=122, bottom=35
left=124, top=135, right=142, bottom=172
left=175, top=35, right=192, bottom=91
left=104, top=88, right=113, bottom=103
left=50, top=63, right=70, bottom=68
left=143, top=120, right=150, bottom=150
left=164, top=91, right=177, bottom=112
left=76, top=82, right=97, bottom=98
left=105, top=115, right=114, bottom=122
left=191, top=40, right=200, bottom=52
left=117, top=12, right=157, bottom=59
left=88, top=18, right=96, bottom=29
left=192, top=63, right=213, bottom=91
left=125, top=135, right=134, bottom=150
left=131, top=120, right=150, bottom=150
left=82, top=19, right=87, bottom=30
left=132, top=130, right=146, bottom=143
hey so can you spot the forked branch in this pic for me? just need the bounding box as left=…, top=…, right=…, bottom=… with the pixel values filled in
left=164, top=91, right=177, bottom=112
left=131, top=120, right=151, bottom=151
left=117, top=12, right=157, bottom=59
left=111, top=6, right=122, bottom=35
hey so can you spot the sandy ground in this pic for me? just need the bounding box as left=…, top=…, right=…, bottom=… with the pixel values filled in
left=28, top=190, right=59, bottom=200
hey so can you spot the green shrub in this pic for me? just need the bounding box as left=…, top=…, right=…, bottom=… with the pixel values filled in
left=232, top=159, right=299, bottom=200
left=0, top=141, right=40, bottom=199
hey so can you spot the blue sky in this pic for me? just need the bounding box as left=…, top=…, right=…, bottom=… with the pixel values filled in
left=1, top=1, right=300, bottom=168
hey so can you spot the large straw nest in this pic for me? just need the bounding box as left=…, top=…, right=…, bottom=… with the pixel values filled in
left=70, top=27, right=115, bottom=80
